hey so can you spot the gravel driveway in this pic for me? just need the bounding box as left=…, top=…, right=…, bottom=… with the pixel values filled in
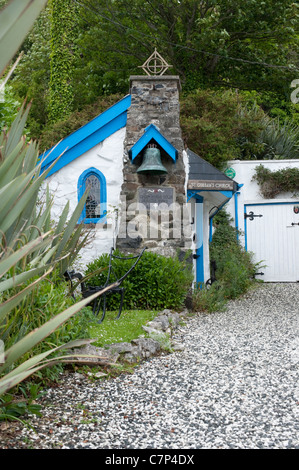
left=1, top=282, right=298, bottom=449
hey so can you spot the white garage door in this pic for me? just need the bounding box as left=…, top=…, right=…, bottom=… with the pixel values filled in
left=245, top=202, right=299, bottom=282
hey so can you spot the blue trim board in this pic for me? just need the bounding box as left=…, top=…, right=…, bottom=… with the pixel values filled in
left=187, top=190, right=204, bottom=202
left=234, top=184, right=243, bottom=241
left=128, top=124, right=178, bottom=162
left=245, top=201, right=299, bottom=207
left=195, top=199, right=204, bottom=286
left=39, top=95, right=131, bottom=177
left=234, top=192, right=240, bottom=241
left=77, top=167, right=107, bottom=224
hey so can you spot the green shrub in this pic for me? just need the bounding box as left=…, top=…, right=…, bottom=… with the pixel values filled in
left=210, top=210, right=257, bottom=296
left=192, top=283, right=227, bottom=314
left=192, top=210, right=257, bottom=312
left=84, top=250, right=193, bottom=311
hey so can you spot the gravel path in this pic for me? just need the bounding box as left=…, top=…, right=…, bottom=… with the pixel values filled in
left=1, top=282, right=299, bottom=449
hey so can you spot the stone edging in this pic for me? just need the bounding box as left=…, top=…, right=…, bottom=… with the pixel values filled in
left=72, top=309, right=187, bottom=365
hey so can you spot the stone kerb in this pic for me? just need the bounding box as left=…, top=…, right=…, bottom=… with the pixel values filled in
left=72, top=309, right=186, bottom=365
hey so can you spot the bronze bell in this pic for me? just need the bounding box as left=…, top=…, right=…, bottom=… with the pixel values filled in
left=137, top=144, right=168, bottom=175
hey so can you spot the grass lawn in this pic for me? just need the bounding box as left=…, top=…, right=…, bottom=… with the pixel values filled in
left=88, top=309, right=159, bottom=347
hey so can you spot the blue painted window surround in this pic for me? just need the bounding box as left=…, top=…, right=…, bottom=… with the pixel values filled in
left=78, top=168, right=107, bottom=224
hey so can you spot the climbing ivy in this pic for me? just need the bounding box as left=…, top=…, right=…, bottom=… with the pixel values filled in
left=48, top=0, right=79, bottom=123
left=253, top=164, right=299, bottom=198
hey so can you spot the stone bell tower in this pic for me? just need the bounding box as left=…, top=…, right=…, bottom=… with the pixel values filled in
left=116, top=50, right=192, bottom=258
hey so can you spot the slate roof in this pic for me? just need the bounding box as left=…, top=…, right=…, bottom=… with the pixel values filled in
left=187, top=149, right=236, bottom=187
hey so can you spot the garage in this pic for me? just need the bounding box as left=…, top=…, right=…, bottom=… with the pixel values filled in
left=244, top=201, right=299, bottom=282
left=225, top=159, right=299, bottom=283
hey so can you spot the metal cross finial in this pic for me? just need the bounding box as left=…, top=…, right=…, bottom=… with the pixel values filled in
left=139, top=48, right=172, bottom=76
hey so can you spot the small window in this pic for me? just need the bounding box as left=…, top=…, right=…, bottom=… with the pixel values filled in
left=78, top=168, right=107, bottom=224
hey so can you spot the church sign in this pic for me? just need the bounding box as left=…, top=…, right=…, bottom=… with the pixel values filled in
left=188, top=179, right=235, bottom=191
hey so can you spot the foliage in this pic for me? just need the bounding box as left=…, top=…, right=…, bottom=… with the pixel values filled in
left=85, top=250, right=193, bottom=311
left=48, top=0, right=79, bottom=123
left=0, top=104, right=104, bottom=397
left=0, top=383, right=43, bottom=422
left=0, top=84, right=21, bottom=131
left=180, top=89, right=299, bottom=166
left=253, top=164, right=299, bottom=198
left=8, top=0, right=299, bottom=138
left=191, top=282, right=227, bottom=313
left=257, top=117, right=299, bottom=159
left=36, top=87, right=299, bottom=166
left=238, top=89, right=299, bottom=126
left=210, top=211, right=257, bottom=295
left=180, top=89, right=265, bottom=168
left=9, top=6, right=51, bottom=139
left=192, top=210, right=257, bottom=312
left=77, top=0, right=299, bottom=93
left=2, top=270, right=94, bottom=356
left=236, top=102, right=299, bottom=160
left=0, top=0, right=48, bottom=76
left=38, top=93, right=122, bottom=151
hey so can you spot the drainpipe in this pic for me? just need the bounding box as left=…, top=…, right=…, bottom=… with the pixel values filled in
left=234, top=184, right=243, bottom=241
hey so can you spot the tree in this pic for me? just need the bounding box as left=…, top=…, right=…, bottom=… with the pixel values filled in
left=78, top=0, right=299, bottom=94
left=9, top=1, right=299, bottom=139
left=48, top=0, right=79, bottom=123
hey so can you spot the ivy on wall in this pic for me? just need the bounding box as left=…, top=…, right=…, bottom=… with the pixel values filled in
left=252, top=164, right=299, bottom=198
left=48, top=0, right=79, bottom=124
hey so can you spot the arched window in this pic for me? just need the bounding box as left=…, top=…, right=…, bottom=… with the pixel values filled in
left=78, top=168, right=107, bottom=223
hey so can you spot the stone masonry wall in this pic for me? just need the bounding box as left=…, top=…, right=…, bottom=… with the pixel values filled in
left=116, top=75, right=192, bottom=260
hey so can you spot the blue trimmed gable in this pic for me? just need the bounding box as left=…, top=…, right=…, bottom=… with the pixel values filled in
left=39, top=97, right=178, bottom=178
left=128, top=124, right=178, bottom=162
left=39, top=94, right=131, bottom=178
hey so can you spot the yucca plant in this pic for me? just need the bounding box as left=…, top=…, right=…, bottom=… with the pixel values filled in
left=258, top=116, right=299, bottom=159
left=236, top=102, right=299, bottom=160
left=0, top=0, right=113, bottom=398
left=0, top=102, right=114, bottom=397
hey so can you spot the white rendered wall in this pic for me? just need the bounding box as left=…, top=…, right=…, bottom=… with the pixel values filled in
left=43, top=127, right=126, bottom=271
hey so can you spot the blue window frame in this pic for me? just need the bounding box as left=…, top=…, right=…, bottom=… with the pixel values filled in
left=78, top=167, right=107, bottom=224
